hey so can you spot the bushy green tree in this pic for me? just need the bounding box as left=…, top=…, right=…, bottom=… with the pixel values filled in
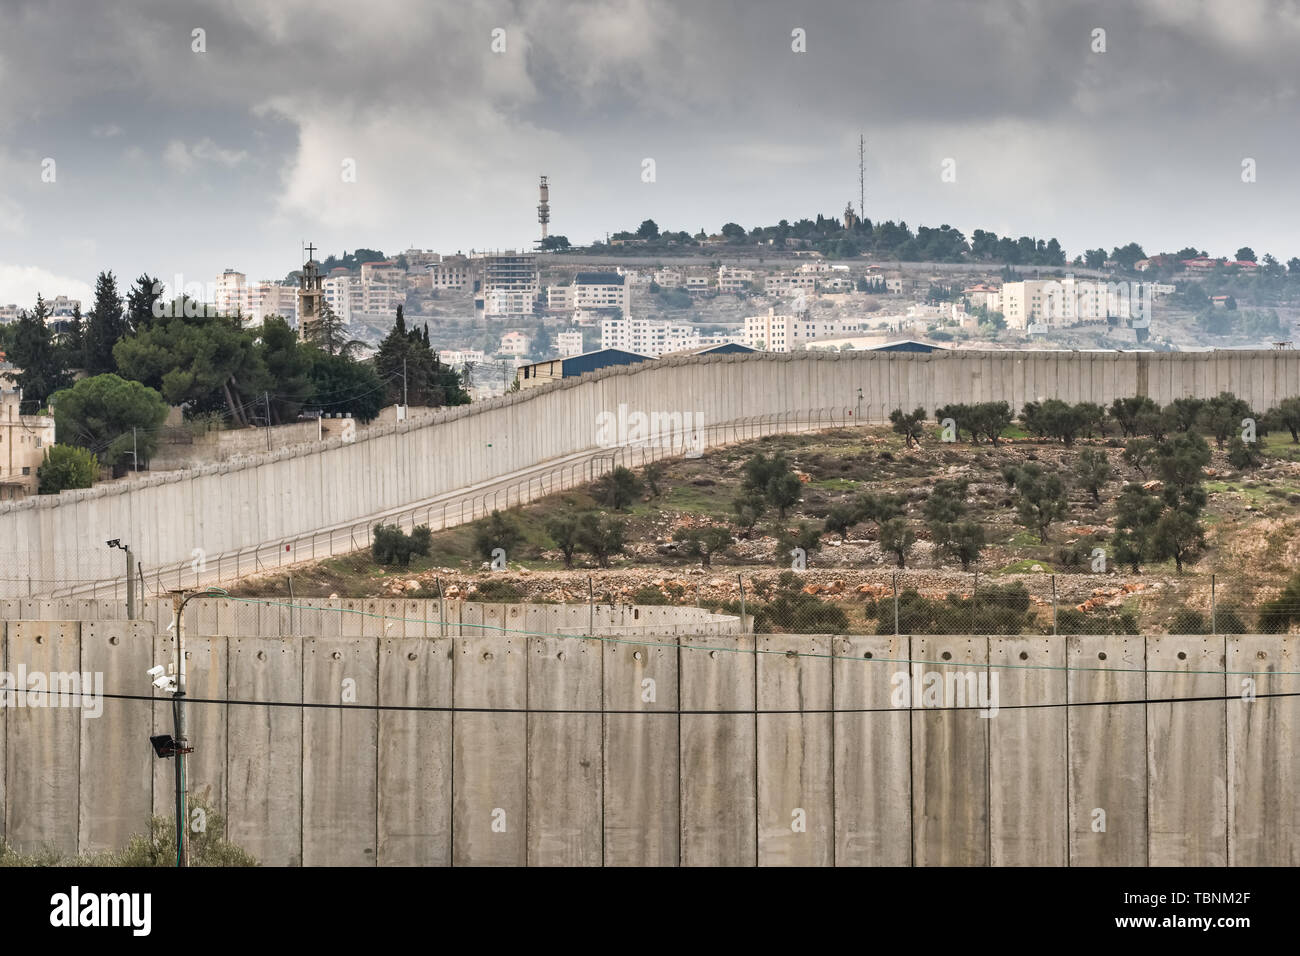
left=673, top=524, right=733, bottom=566
left=51, top=373, right=168, bottom=469
left=1074, top=449, right=1111, bottom=503
left=472, top=510, right=524, bottom=561
left=37, top=445, right=98, bottom=494
left=9, top=296, right=70, bottom=405
left=592, top=465, right=643, bottom=510
left=372, top=523, right=432, bottom=566
left=545, top=514, right=582, bottom=569
left=1013, top=463, right=1069, bottom=542
left=305, top=350, right=385, bottom=423
left=889, top=406, right=926, bottom=448
left=576, top=513, right=627, bottom=568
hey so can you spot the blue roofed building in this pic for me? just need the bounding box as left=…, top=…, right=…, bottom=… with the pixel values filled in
left=516, top=347, right=654, bottom=390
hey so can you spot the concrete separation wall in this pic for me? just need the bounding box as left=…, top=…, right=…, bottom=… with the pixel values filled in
left=3, top=617, right=1297, bottom=866
left=5, top=349, right=1299, bottom=598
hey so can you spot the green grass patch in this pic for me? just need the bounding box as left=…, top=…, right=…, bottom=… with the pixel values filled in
left=995, top=558, right=1053, bottom=575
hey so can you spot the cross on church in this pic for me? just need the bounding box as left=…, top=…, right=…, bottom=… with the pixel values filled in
left=304, top=242, right=316, bottom=264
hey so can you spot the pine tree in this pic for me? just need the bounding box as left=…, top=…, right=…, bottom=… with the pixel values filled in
left=10, top=296, right=71, bottom=406
left=84, top=271, right=127, bottom=374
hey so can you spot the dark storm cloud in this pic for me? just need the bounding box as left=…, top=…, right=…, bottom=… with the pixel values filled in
left=0, top=0, right=1297, bottom=302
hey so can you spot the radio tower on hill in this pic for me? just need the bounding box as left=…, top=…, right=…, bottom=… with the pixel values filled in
left=858, top=133, right=866, bottom=221
left=537, top=175, right=550, bottom=244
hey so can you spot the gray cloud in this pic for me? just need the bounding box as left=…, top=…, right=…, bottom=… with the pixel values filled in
left=1, top=0, right=1297, bottom=303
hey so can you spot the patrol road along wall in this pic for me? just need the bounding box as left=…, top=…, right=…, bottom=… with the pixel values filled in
left=3, top=349, right=1298, bottom=594
left=2, top=612, right=1296, bottom=865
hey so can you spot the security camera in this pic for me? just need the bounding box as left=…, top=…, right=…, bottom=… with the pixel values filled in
left=147, top=665, right=165, bottom=679
left=153, top=675, right=177, bottom=693
left=106, top=539, right=120, bottom=549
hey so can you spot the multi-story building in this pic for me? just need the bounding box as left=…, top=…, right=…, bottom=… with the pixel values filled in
left=402, top=249, right=442, bottom=270
left=556, top=330, right=585, bottom=356
left=963, top=283, right=1001, bottom=312
left=214, top=269, right=248, bottom=316
left=0, top=387, right=55, bottom=500
left=546, top=284, right=574, bottom=311
left=499, top=331, right=531, bottom=356
left=475, top=252, right=540, bottom=318
left=717, top=266, right=756, bottom=294
left=438, top=348, right=487, bottom=367
left=573, top=272, right=628, bottom=312
left=47, top=296, right=81, bottom=318
left=653, top=268, right=683, bottom=288
left=429, top=255, right=472, bottom=291
left=0, top=305, right=21, bottom=324
left=742, top=308, right=868, bottom=352
left=764, top=272, right=818, bottom=295
left=684, top=274, right=710, bottom=293
left=600, top=316, right=700, bottom=356
left=322, top=271, right=363, bottom=323
left=1001, top=277, right=1152, bottom=331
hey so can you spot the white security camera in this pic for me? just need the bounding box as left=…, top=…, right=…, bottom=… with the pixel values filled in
left=147, top=665, right=165, bottom=679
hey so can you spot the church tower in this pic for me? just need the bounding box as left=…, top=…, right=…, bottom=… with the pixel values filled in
left=297, top=242, right=324, bottom=341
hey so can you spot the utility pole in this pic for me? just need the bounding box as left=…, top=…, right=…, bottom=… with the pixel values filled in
left=133, top=427, right=138, bottom=472
left=169, top=589, right=197, bottom=867
left=403, top=358, right=408, bottom=408
left=265, top=391, right=272, bottom=451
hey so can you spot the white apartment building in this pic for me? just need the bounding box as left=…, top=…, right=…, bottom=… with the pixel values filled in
left=557, top=330, right=585, bottom=356
left=1001, top=277, right=1152, bottom=331
left=742, top=308, right=868, bottom=352
left=546, top=285, right=574, bottom=311
left=717, top=265, right=756, bottom=293
left=573, top=272, right=628, bottom=312
left=214, top=269, right=247, bottom=316
left=653, top=268, right=683, bottom=288
left=0, top=305, right=21, bottom=323
left=684, top=274, right=710, bottom=293
left=499, top=331, right=531, bottom=356
left=439, top=348, right=486, bottom=366
left=322, top=273, right=363, bottom=322
left=600, top=316, right=700, bottom=356
left=47, top=295, right=81, bottom=318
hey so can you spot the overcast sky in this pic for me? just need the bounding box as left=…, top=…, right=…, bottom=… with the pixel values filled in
left=1, top=0, right=1297, bottom=306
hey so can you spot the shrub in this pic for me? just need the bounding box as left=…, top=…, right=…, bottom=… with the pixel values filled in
left=38, top=444, right=98, bottom=494
left=472, top=509, right=525, bottom=561
left=373, top=523, right=432, bottom=566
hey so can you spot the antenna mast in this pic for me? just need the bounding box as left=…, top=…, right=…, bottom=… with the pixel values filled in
left=858, top=133, right=865, bottom=221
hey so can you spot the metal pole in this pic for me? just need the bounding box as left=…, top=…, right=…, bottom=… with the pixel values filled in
left=1211, top=574, right=1217, bottom=636
left=1051, top=574, right=1058, bottom=636
left=133, top=427, right=138, bottom=472
left=437, top=577, right=447, bottom=638
left=171, top=591, right=189, bottom=867
left=588, top=576, right=595, bottom=637
left=125, top=546, right=136, bottom=620
left=403, top=358, right=408, bottom=409
left=893, top=572, right=899, bottom=636
left=265, top=392, right=272, bottom=451
left=738, top=573, right=746, bottom=628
